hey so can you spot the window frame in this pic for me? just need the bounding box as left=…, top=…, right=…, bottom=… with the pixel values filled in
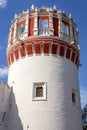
left=32, top=82, right=47, bottom=101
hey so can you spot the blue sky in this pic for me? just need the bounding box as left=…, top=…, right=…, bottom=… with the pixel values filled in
left=0, top=0, right=87, bottom=108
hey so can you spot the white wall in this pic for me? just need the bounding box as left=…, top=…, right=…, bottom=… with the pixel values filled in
left=0, top=82, right=11, bottom=130
left=8, top=55, right=82, bottom=130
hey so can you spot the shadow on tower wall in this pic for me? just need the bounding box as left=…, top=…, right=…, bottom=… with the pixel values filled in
left=7, top=89, right=23, bottom=130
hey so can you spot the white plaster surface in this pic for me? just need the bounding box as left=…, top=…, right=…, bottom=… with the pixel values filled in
left=0, top=83, right=11, bottom=130
left=8, top=55, right=82, bottom=130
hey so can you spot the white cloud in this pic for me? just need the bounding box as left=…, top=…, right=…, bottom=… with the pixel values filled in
left=0, top=0, right=7, bottom=8
left=0, top=67, right=8, bottom=77
left=80, top=87, right=87, bottom=108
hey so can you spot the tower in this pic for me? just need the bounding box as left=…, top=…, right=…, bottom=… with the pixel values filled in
left=7, top=5, right=82, bottom=130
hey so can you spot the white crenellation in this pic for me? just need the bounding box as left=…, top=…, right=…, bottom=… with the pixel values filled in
left=31, top=4, right=35, bottom=10
left=53, top=5, right=57, bottom=10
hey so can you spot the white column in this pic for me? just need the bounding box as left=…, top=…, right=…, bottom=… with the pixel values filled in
left=8, top=27, right=12, bottom=47
left=49, top=42, right=52, bottom=55
left=24, top=11, right=29, bottom=38
left=69, top=15, right=74, bottom=43
left=58, top=12, right=62, bottom=38
left=13, top=16, right=18, bottom=43
left=73, top=23, right=78, bottom=45
left=13, top=50, right=16, bottom=61
left=24, top=44, right=28, bottom=56
left=49, top=12, right=54, bottom=35
left=57, top=43, right=60, bottom=55
left=18, top=47, right=21, bottom=59
left=70, top=49, right=73, bottom=60
left=33, top=12, right=38, bottom=35
left=64, top=46, right=67, bottom=58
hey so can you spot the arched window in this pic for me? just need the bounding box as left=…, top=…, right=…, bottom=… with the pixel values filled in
left=36, top=86, right=43, bottom=97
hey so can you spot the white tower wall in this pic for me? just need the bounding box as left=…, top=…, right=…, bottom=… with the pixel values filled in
left=0, top=83, right=11, bottom=130
left=8, top=55, right=82, bottom=130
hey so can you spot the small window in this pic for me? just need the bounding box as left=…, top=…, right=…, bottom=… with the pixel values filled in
left=39, top=20, right=48, bottom=29
left=18, top=24, right=25, bottom=38
left=33, top=82, right=47, bottom=101
left=72, top=89, right=77, bottom=104
left=39, top=20, right=48, bottom=35
left=36, top=87, right=43, bottom=97
left=61, top=24, right=69, bottom=35
left=62, top=25, right=67, bottom=33
left=72, top=92, right=76, bottom=103
left=20, top=24, right=25, bottom=33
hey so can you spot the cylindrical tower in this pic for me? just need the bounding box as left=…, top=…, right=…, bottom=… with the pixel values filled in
left=7, top=5, right=82, bottom=130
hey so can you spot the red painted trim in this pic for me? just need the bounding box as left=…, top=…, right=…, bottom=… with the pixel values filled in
left=7, top=57, right=10, bottom=67
left=8, top=38, right=79, bottom=54
left=53, top=17, right=58, bottom=36
left=59, top=46, right=65, bottom=56
left=7, top=39, right=79, bottom=67
left=62, top=20, right=69, bottom=26
left=66, top=48, right=71, bottom=59
left=52, top=43, right=57, bottom=55
left=27, top=44, right=33, bottom=55
left=29, top=17, right=34, bottom=36
left=14, top=49, right=19, bottom=60
left=20, top=45, right=25, bottom=57
left=71, top=51, right=75, bottom=62
left=10, top=52, right=14, bottom=63
left=35, top=43, right=41, bottom=54
left=38, top=16, right=49, bottom=20
left=44, top=43, right=49, bottom=54
left=18, top=20, right=26, bottom=26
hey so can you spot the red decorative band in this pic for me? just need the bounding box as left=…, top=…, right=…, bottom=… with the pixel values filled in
left=7, top=40, right=79, bottom=68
